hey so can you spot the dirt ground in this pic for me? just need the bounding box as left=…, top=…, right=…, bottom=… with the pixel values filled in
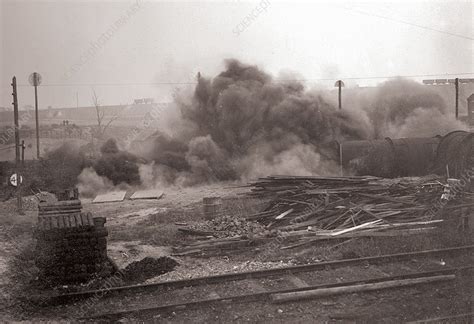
left=0, top=183, right=473, bottom=323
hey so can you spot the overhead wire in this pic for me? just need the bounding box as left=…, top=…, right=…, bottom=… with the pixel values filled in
left=337, top=5, right=474, bottom=41
left=13, top=72, right=474, bottom=88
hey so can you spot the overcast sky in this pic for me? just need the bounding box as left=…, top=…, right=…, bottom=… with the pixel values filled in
left=0, top=0, right=472, bottom=109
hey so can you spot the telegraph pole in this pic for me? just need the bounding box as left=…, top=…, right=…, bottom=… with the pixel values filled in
left=12, top=76, right=23, bottom=214
left=335, top=80, right=344, bottom=109
left=29, top=72, right=42, bottom=159
left=422, top=77, right=474, bottom=119
left=21, top=140, right=25, bottom=166
left=454, top=78, right=459, bottom=120
left=34, top=82, right=40, bottom=157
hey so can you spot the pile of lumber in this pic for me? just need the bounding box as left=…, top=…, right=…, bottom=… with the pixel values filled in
left=247, top=175, right=442, bottom=227
left=174, top=175, right=461, bottom=255
left=244, top=175, right=451, bottom=248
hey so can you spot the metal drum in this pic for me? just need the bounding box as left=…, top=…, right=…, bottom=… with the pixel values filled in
left=203, top=196, right=221, bottom=220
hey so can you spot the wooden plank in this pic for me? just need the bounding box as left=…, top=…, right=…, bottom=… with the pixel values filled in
left=80, top=213, right=88, bottom=226
left=271, top=275, right=455, bottom=303
left=54, top=215, right=61, bottom=228
left=330, top=220, right=382, bottom=236
left=70, top=214, right=77, bottom=227
left=74, top=213, right=82, bottom=227
left=39, top=200, right=81, bottom=208
left=65, top=214, right=72, bottom=227
left=87, top=213, right=94, bottom=225
left=57, top=215, right=65, bottom=228
left=130, top=189, right=164, bottom=200
left=360, top=208, right=395, bottom=225
left=356, top=193, right=418, bottom=206
left=38, top=209, right=82, bottom=216
left=92, top=191, right=126, bottom=203
left=275, top=209, right=294, bottom=220
left=280, top=227, right=437, bottom=249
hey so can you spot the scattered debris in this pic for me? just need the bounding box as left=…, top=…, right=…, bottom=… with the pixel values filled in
left=175, top=174, right=471, bottom=255
left=187, top=215, right=267, bottom=238
left=174, top=213, right=271, bottom=255
left=245, top=175, right=450, bottom=247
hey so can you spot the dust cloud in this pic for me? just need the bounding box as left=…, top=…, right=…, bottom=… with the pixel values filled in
left=69, top=59, right=464, bottom=191
left=139, top=59, right=461, bottom=186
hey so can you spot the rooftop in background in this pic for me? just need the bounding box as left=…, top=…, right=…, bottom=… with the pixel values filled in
left=0, top=101, right=171, bottom=127
left=422, top=78, right=474, bottom=85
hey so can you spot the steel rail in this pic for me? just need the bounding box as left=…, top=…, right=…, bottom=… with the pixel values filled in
left=46, top=244, right=474, bottom=305
left=82, top=266, right=473, bottom=320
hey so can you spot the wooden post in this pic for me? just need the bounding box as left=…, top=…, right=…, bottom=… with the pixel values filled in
left=338, top=81, right=342, bottom=109
left=34, top=74, right=40, bottom=159
left=12, top=76, right=23, bottom=214
left=21, top=140, right=25, bottom=166
left=271, top=274, right=455, bottom=303
left=339, top=142, right=343, bottom=176
left=455, top=78, right=459, bottom=119
left=334, top=80, right=344, bottom=110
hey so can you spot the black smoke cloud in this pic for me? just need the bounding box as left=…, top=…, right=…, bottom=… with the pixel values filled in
left=142, top=59, right=375, bottom=185
left=53, top=60, right=465, bottom=190
left=139, top=60, right=464, bottom=185
left=94, top=139, right=141, bottom=186
left=77, top=139, right=142, bottom=197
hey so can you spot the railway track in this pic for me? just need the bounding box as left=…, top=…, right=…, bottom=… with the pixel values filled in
left=39, top=244, right=474, bottom=321
left=82, top=266, right=472, bottom=321
left=48, top=244, right=474, bottom=305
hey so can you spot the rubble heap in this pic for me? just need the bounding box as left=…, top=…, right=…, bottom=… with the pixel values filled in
left=189, top=215, right=267, bottom=238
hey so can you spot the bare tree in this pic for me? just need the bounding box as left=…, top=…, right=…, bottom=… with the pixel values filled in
left=91, top=90, right=118, bottom=141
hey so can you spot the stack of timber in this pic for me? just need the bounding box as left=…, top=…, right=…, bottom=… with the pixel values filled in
left=174, top=175, right=468, bottom=255
left=245, top=175, right=456, bottom=248
left=35, top=199, right=115, bottom=284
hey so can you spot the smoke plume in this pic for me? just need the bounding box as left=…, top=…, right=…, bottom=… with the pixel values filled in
left=45, top=59, right=462, bottom=192
left=366, top=78, right=465, bottom=138
left=141, top=59, right=375, bottom=185
left=76, top=139, right=141, bottom=196
left=138, top=60, right=463, bottom=185
left=93, top=139, right=141, bottom=186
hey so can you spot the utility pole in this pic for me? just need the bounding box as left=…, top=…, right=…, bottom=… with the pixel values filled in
left=12, top=76, right=23, bottom=214
left=21, top=140, right=25, bottom=166
left=423, top=78, right=474, bottom=119
left=454, top=78, right=459, bottom=120
left=29, top=72, right=42, bottom=159
left=334, top=80, right=344, bottom=110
